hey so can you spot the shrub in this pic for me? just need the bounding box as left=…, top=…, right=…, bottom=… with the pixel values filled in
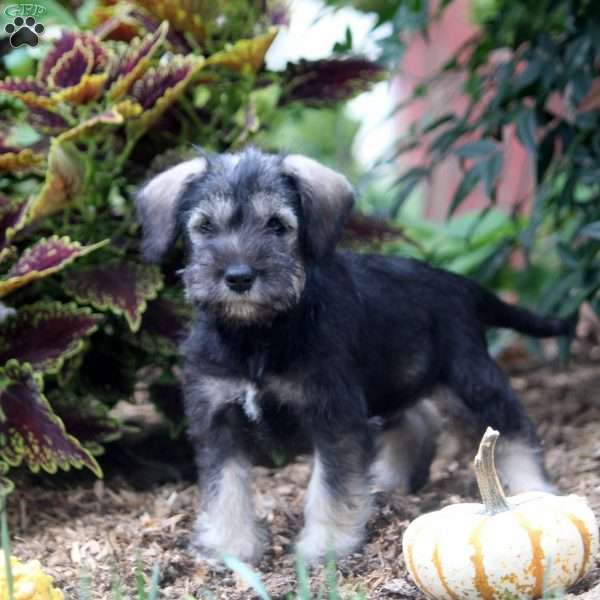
left=0, top=0, right=384, bottom=484
left=336, top=0, right=600, bottom=330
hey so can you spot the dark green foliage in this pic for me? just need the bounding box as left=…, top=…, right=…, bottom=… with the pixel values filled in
left=330, top=0, right=600, bottom=325
left=0, top=1, right=383, bottom=485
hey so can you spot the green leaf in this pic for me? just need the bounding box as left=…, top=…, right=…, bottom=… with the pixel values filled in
left=391, top=167, right=428, bottom=216
left=580, top=221, right=600, bottom=240
left=516, top=107, right=537, bottom=155
left=481, top=151, right=504, bottom=197
left=223, top=555, right=270, bottom=600
left=454, top=139, right=499, bottom=159
left=448, top=166, right=481, bottom=216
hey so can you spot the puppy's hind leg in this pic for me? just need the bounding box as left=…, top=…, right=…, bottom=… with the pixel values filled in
left=447, top=351, right=555, bottom=494
left=371, top=399, right=441, bottom=493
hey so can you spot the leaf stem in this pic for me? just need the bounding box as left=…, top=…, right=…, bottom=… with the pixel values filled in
left=1, top=495, right=14, bottom=600
left=474, top=427, right=510, bottom=514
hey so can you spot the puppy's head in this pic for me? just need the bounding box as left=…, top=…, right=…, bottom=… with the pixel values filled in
left=136, top=147, right=354, bottom=324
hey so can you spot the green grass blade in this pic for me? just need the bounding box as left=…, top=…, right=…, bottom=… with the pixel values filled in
left=295, top=553, right=311, bottom=600
left=148, top=562, right=161, bottom=600
left=223, top=555, right=270, bottom=600
left=110, top=563, right=124, bottom=600
left=1, top=497, right=14, bottom=600
left=78, top=565, right=92, bottom=600
left=135, top=556, right=147, bottom=600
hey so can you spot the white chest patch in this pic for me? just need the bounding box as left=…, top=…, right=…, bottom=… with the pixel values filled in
left=241, top=384, right=261, bottom=422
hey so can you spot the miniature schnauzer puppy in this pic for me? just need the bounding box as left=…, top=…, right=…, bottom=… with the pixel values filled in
left=136, top=147, right=570, bottom=564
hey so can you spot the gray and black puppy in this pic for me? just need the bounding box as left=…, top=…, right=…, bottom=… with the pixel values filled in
left=136, top=147, right=569, bottom=564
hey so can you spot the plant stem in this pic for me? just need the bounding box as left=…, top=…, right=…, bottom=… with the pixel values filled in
left=474, top=427, right=510, bottom=514
left=1, top=496, right=14, bottom=600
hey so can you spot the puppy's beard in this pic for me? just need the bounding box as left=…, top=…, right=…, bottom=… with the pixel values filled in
left=185, top=277, right=303, bottom=324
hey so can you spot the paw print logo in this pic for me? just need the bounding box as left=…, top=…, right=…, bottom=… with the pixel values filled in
left=5, top=16, right=44, bottom=48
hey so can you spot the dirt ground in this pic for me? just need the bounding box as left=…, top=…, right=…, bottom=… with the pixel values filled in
left=8, top=347, right=600, bottom=599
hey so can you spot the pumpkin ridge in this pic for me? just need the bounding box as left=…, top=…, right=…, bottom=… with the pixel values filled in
left=404, top=522, right=435, bottom=599
left=560, top=511, right=592, bottom=581
left=432, top=542, right=459, bottom=600
left=469, top=517, right=495, bottom=600
left=514, top=511, right=544, bottom=598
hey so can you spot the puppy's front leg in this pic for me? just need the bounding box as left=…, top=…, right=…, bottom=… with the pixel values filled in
left=189, top=402, right=266, bottom=563
left=297, top=420, right=374, bottom=562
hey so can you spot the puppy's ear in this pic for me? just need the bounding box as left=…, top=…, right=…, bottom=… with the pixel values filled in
left=282, top=155, right=355, bottom=259
left=136, top=157, right=208, bottom=263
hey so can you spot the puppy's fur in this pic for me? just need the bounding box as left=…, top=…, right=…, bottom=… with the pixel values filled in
left=136, top=148, right=569, bottom=563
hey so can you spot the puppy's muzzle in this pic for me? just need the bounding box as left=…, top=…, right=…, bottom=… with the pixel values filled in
left=224, top=263, right=256, bottom=294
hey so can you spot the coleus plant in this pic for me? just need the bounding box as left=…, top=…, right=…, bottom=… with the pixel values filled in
left=0, top=0, right=385, bottom=486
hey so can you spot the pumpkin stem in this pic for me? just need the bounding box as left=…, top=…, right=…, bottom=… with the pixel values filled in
left=474, top=427, right=510, bottom=514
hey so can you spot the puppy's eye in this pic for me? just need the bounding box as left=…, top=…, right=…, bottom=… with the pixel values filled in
left=266, top=216, right=287, bottom=235
left=195, top=219, right=215, bottom=234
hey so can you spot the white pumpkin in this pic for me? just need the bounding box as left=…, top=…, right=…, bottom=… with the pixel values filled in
left=402, top=427, right=599, bottom=600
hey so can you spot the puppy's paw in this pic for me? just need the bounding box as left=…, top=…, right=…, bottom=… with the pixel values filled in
left=191, top=515, right=268, bottom=565
left=295, top=524, right=364, bottom=564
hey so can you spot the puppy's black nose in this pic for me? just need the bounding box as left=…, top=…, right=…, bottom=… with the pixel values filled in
left=224, top=264, right=255, bottom=293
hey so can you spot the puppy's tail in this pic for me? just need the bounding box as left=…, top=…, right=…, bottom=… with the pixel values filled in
left=475, top=287, right=575, bottom=338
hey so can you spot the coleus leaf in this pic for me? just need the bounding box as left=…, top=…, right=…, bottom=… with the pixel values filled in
left=134, top=0, right=207, bottom=40
left=28, top=107, right=70, bottom=134
left=0, top=77, right=55, bottom=109
left=52, top=73, right=108, bottom=105
left=50, top=393, right=121, bottom=452
left=0, top=148, right=44, bottom=172
left=207, top=28, right=278, bottom=73
left=129, top=55, right=204, bottom=133
left=64, top=261, right=163, bottom=332
left=0, top=236, right=108, bottom=298
left=38, top=30, right=108, bottom=83
left=0, top=302, right=102, bottom=373
left=0, top=196, right=28, bottom=252
left=107, top=21, right=168, bottom=99
left=130, top=297, right=190, bottom=354
left=28, top=142, right=84, bottom=220
left=55, top=100, right=142, bottom=144
left=41, top=33, right=109, bottom=104
left=47, top=39, right=93, bottom=89
left=0, top=361, right=101, bottom=476
left=280, top=57, right=386, bottom=106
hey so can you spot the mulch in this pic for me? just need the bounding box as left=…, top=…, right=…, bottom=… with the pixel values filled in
left=8, top=346, right=600, bottom=599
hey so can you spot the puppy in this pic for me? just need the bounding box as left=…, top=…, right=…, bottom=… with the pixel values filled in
left=136, top=147, right=569, bottom=564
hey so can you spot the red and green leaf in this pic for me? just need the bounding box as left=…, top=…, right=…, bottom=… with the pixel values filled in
left=207, top=28, right=278, bottom=73
left=51, top=393, right=122, bottom=453
left=0, top=147, right=44, bottom=172
left=38, top=31, right=108, bottom=83
left=0, top=361, right=101, bottom=476
left=0, top=196, right=28, bottom=252
left=129, top=55, right=204, bottom=132
left=64, top=261, right=163, bottom=332
left=107, top=21, right=168, bottom=99
left=0, top=236, right=108, bottom=298
left=280, top=57, right=386, bottom=106
left=131, top=297, right=190, bottom=354
left=55, top=101, right=142, bottom=143
left=28, top=106, right=70, bottom=134
left=47, top=39, right=93, bottom=89
left=0, top=302, right=102, bottom=373
left=134, top=0, right=207, bottom=40
left=0, top=77, right=55, bottom=109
